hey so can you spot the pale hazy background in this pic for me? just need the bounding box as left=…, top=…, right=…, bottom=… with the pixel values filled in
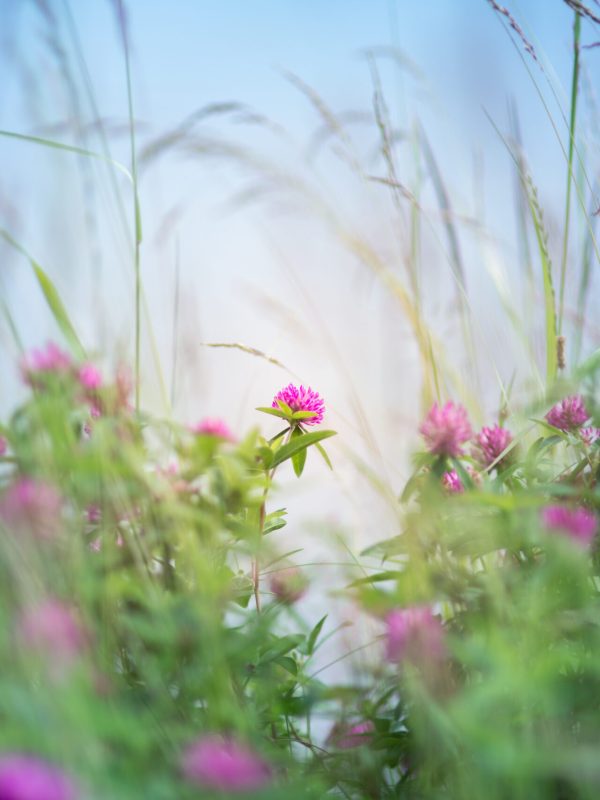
left=1, top=2, right=599, bottom=664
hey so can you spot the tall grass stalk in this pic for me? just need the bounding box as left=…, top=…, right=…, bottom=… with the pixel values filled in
left=558, top=11, right=581, bottom=336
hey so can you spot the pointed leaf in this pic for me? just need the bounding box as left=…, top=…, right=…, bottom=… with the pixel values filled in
left=271, top=429, right=337, bottom=469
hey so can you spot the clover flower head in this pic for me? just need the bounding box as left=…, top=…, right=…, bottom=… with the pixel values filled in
left=190, top=418, right=235, bottom=441
left=580, top=427, right=600, bottom=446
left=545, top=395, right=589, bottom=431
left=0, top=478, right=62, bottom=539
left=78, top=363, right=102, bottom=391
left=385, top=606, right=446, bottom=664
left=0, top=754, right=77, bottom=800
left=327, top=720, right=375, bottom=750
left=181, top=736, right=271, bottom=792
left=442, top=470, right=464, bottom=493
left=272, top=384, right=325, bottom=426
left=419, top=402, right=472, bottom=457
left=20, top=342, right=72, bottom=385
left=473, top=424, right=513, bottom=467
left=542, top=505, right=598, bottom=547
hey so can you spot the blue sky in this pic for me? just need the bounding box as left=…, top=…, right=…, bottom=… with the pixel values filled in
left=1, top=1, right=598, bottom=446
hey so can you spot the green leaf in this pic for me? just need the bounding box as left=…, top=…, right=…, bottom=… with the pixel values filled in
left=291, top=427, right=307, bottom=477
left=304, top=614, right=328, bottom=656
left=291, top=410, right=317, bottom=420
left=258, top=634, right=305, bottom=664
left=263, top=510, right=287, bottom=536
left=257, top=446, right=274, bottom=469
left=256, top=406, right=290, bottom=420
left=0, top=229, right=84, bottom=358
left=315, top=441, right=333, bottom=470
left=271, top=430, right=337, bottom=469
left=268, top=427, right=290, bottom=445
left=348, top=570, right=403, bottom=588
left=276, top=400, right=293, bottom=415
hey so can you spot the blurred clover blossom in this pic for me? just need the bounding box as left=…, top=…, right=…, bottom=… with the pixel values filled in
left=442, top=469, right=464, bottom=493
left=419, top=401, right=472, bottom=457
left=545, top=394, right=589, bottom=431
left=181, top=736, right=272, bottom=792
left=0, top=754, right=77, bottom=800
left=472, top=424, right=513, bottom=467
left=542, top=505, right=598, bottom=547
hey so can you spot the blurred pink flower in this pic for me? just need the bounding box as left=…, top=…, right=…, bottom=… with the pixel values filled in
left=0, top=478, right=62, bottom=539
left=419, top=402, right=472, bottom=457
left=580, top=427, right=600, bottom=446
left=20, top=343, right=72, bottom=385
left=190, top=418, right=235, bottom=441
left=385, top=606, right=446, bottom=664
left=442, top=470, right=463, bottom=493
left=542, top=505, right=597, bottom=548
left=17, top=599, right=87, bottom=669
left=78, top=363, right=102, bottom=391
left=0, top=436, right=7, bottom=456
left=472, top=424, right=513, bottom=468
left=545, top=395, right=589, bottom=431
left=327, top=720, right=375, bottom=750
left=269, top=567, right=307, bottom=604
left=181, top=736, right=271, bottom=792
left=272, top=384, right=325, bottom=426
left=0, top=754, right=77, bottom=800
left=85, top=505, right=101, bottom=525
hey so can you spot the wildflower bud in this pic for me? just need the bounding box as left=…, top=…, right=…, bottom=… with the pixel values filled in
left=78, top=363, right=102, bottom=391
left=0, top=754, right=77, bottom=800
left=580, top=427, right=600, bottom=447
left=269, top=566, right=307, bottom=604
left=442, top=470, right=463, bottom=494
left=181, top=736, right=271, bottom=792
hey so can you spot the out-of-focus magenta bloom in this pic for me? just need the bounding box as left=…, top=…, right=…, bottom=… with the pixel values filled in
left=85, top=505, right=101, bottom=525
left=269, top=567, right=307, bottom=604
left=327, top=720, right=375, bottom=750
left=190, top=418, right=235, bottom=441
left=442, top=470, right=463, bottom=494
left=0, top=479, right=62, bottom=539
left=20, top=343, right=72, bottom=385
left=419, top=402, right=472, bottom=457
left=545, top=395, right=589, bottom=431
left=0, top=754, right=77, bottom=800
left=541, top=505, right=598, bottom=548
left=472, top=424, right=513, bottom=468
left=272, top=384, right=325, bottom=426
left=78, top=363, right=102, bottom=390
left=17, top=599, right=87, bottom=669
left=385, top=606, right=446, bottom=664
left=580, top=427, right=600, bottom=446
left=181, top=736, right=271, bottom=792
left=0, top=436, right=7, bottom=456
